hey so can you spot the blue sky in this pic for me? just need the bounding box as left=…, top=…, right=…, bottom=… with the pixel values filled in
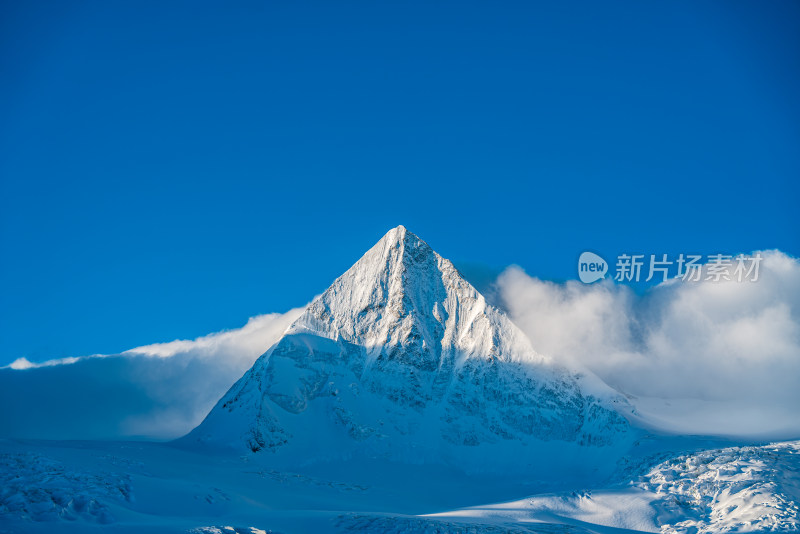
left=1, top=1, right=798, bottom=366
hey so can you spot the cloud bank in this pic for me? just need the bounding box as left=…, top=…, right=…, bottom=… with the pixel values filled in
left=4, top=251, right=798, bottom=442
left=0, top=307, right=305, bottom=440
left=496, top=250, right=800, bottom=438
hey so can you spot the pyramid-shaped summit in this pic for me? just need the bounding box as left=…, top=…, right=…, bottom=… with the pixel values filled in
left=185, top=226, right=631, bottom=469
left=290, top=225, right=547, bottom=380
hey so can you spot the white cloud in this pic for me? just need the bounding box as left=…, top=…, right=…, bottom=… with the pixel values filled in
left=125, top=310, right=304, bottom=362
left=496, top=250, right=800, bottom=438
left=6, top=250, right=799, bottom=441
left=9, top=357, right=35, bottom=370
left=0, top=306, right=306, bottom=440
left=8, top=355, right=83, bottom=369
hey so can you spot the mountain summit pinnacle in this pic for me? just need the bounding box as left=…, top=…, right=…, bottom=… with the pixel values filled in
left=287, top=225, right=539, bottom=372
left=185, top=226, right=631, bottom=470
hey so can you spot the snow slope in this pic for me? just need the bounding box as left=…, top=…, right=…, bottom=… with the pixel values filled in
left=2, top=438, right=798, bottom=533
left=431, top=440, right=800, bottom=533
left=184, top=226, right=633, bottom=473
left=639, top=440, right=800, bottom=532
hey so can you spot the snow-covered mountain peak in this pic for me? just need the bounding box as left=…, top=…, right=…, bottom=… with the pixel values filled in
left=186, top=227, right=632, bottom=466
left=288, top=225, right=543, bottom=370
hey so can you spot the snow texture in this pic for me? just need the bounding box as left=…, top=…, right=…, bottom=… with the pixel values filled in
left=433, top=440, right=800, bottom=534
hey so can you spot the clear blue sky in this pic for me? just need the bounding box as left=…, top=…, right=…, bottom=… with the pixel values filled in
left=1, top=1, right=798, bottom=365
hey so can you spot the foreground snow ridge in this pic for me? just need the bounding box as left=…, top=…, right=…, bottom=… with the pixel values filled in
left=433, top=440, right=800, bottom=533
left=186, top=225, right=631, bottom=470
left=639, top=440, right=800, bottom=533
left=2, top=439, right=797, bottom=533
